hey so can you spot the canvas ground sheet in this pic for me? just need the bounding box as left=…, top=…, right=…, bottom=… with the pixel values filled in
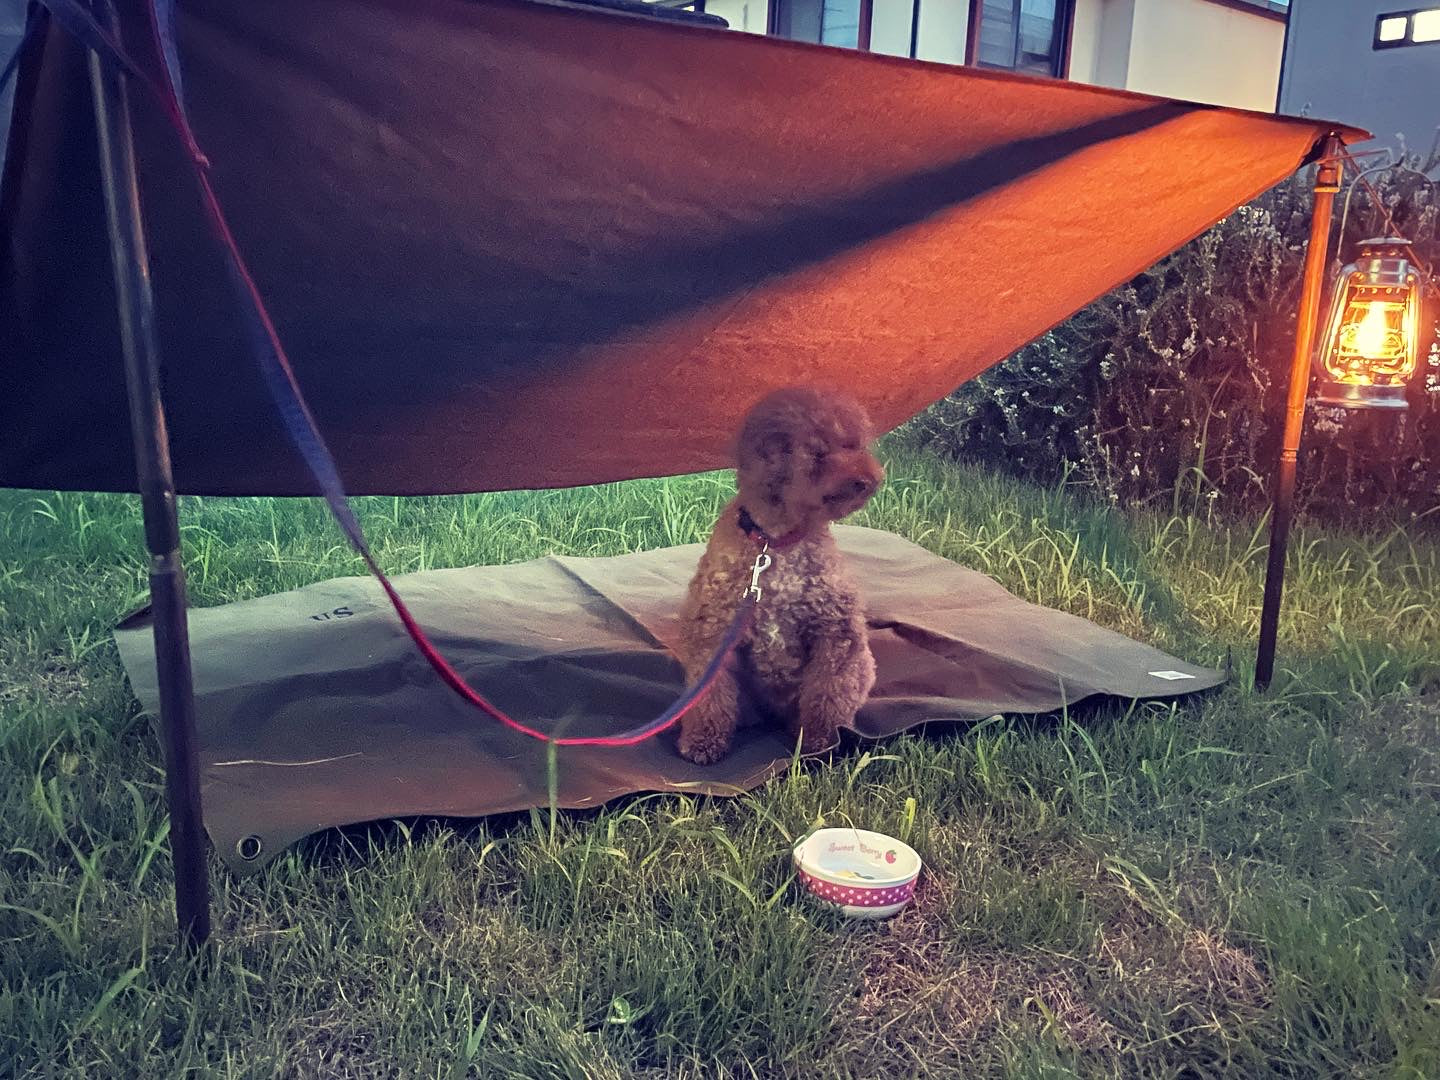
left=114, top=527, right=1223, bottom=874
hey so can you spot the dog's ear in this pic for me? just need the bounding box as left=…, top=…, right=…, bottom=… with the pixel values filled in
left=735, top=413, right=799, bottom=511
left=735, top=406, right=794, bottom=467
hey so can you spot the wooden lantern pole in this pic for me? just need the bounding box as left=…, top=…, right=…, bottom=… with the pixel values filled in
left=1255, top=133, right=1345, bottom=692
left=86, top=20, right=211, bottom=947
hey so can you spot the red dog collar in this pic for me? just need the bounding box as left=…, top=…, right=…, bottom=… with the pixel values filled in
left=736, top=506, right=809, bottom=551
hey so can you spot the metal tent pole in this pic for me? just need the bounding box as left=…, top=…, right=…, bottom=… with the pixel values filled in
left=1254, top=133, right=1343, bottom=693
left=86, top=35, right=211, bottom=947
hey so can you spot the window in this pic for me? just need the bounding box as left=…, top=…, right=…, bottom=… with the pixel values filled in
left=772, top=0, right=870, bottom=48
left=1374, top=7, right=1440, bottom=49
left=766, top=0, right=1079, bottom=73
left=971, top=0, right=1071, bottom=77
left=1378, top=15, right=1408, bottom=41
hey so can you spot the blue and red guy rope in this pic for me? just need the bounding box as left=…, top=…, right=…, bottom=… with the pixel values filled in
left=33, top=0, right=753, bottom=749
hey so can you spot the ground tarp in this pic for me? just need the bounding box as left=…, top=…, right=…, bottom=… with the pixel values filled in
left=0, top=0, right=1365, bottom=497
left=114, top=527, right=1224, bottom=873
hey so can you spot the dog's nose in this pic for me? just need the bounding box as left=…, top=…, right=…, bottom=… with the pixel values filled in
left=828, top=452, right=883, bottom=506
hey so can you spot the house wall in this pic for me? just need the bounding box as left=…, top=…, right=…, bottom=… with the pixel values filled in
left=1126, top=0, right=1284, bottom=109
left=913, top=0, right=969, bottom=65
left=869, top=0, right=916, bottom=57
left=1066, top=0, right=1106, bottom=83
left=1069, top=0, right=1284, bottom=110
left=1279, top=1, right=1440, bottom=148
left=1068, top=0, right=1135, bottom=86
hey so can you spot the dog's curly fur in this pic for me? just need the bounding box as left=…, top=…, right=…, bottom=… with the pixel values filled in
left=676, top=387, right=885, bottom=765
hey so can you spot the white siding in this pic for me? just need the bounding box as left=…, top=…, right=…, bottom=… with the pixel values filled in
left=914, top=0, right=969, bottom=65
left=870, top=0, right=918, bottom=56
left=1126, top=0, right=1284, bottom=109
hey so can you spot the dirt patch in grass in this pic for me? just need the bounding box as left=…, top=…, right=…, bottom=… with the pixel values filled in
left=1394, top=693, right=1440, bottom=796
left=277, top=1006, right=396, bottom=1080
left=0, top=651, right=90, bottom=708
left=829, top=871, right=1118, bottom=1070
left=1334, top=693, right=1440, bottom=868
left=824, top=843, right=1272, bottom=1073
left=1345, top=692, right=1440, bottom=798
left=1093, top=915, right=1272, bottom=1054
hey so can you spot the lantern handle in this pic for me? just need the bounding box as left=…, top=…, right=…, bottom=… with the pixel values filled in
left=1336, top=156, right=1394, bottom=263
left=1338, top=147, right=1440, bottom=302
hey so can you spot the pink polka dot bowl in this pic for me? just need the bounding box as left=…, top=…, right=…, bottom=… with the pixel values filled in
left=793, top=828, right=922, bottom=919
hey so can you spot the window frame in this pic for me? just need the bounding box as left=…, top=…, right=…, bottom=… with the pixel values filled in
left=1373, top=7, right=1440, bottom=50
left=767, top=0, right=877, bottom=49
left=767, top=0, right=1081, bottom=72
left=964, top=0, right=1076, bottom=79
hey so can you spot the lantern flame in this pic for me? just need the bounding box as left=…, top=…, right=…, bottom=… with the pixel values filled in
left=1349, top=301, right=1391, bottom=359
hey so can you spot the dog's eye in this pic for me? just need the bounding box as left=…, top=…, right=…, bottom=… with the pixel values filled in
left=759, top=433, right=792, bottom=461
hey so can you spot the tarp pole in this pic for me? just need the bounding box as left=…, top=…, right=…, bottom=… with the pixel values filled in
left=1255, top=133, right=1344, bottom=692
left=86, top=21, right=211, bottom=947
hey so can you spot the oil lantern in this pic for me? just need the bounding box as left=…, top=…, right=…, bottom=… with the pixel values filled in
left=1313, top=237, right=1423, bottom=410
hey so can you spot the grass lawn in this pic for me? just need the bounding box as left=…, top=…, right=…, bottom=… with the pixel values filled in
left=1, top=443, right=1438, bottom=1078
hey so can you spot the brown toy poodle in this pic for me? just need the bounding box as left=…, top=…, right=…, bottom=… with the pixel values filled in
left=676, top=386, right=885, bottom=765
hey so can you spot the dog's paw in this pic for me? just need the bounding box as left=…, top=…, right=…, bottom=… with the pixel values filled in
left=677, top=728, right=732, bottom=766
left=795, top=723, right=840, bottom=757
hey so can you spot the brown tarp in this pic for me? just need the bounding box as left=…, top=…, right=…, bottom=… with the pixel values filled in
left=114, top=528, right=1224, bottom=873
left=0, top=0, right=1365, bottom=497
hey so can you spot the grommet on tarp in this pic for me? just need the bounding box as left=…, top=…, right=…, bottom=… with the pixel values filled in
left=236, top=835, right=263, bottom=861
